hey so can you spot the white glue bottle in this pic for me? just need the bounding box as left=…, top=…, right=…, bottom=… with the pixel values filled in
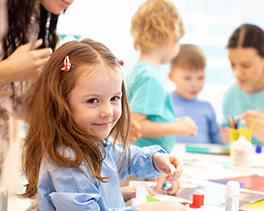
left=225, top=180, right=240, bottom=211
left=231, top=135, right=252, bottom=172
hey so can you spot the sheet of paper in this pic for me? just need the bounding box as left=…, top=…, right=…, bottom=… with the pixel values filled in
left=134, top=184, right=148, bottom=205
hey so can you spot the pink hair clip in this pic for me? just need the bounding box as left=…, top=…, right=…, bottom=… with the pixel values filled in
left=119, top=60, right=124, bottom=66
left=61, top=55, right=71, bottom=71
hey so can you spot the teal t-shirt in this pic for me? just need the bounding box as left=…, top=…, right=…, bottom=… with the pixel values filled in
left=221, top=83, right=264, bottom=146
left=125, top=61, right=176, bottom=153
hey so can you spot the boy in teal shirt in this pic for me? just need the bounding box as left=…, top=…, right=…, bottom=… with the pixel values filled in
left=126, top=0, right=197, bottom=154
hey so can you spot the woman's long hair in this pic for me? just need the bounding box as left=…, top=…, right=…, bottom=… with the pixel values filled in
left=21, top=38, right=131, bottom=198
left=2, top=0, right=59, bottom=59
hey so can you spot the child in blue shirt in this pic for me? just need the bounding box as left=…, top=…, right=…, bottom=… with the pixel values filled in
left=21, top=38, right=188, bottom=211
left=169, top=44, right=224, bottom=144
left=126, top=0, right=197, bottom=154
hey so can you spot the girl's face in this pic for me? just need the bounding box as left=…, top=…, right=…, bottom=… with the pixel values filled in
left=169, top=68, right=205, bottom=100
left=68, top=64, right=123, bottom=141
left=228, top=47, right=264, bottom=93
left=39, top=0, right=74, bottom=15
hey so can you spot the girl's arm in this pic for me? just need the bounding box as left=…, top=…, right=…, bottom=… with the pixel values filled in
left=0, top=39, right=51, bottom=85
left=132, top=112, right=197, bottom=138
left=136, top=153, right=188, bottom=210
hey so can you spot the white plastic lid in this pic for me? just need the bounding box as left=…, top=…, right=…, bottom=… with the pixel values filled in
left=237, top=135, right=247, bottom=142
left=237, top=135, right=252, bottom=147
left=226, top=181, right=240, bottom=195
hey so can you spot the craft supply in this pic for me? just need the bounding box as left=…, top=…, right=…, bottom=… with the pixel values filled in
left=225, top=181, right=240, bottom=211
left=231, top=135, right=252, bottom=172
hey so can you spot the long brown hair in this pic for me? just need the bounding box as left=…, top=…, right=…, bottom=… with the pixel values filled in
left=22, top=38, right=131, bottom=198
left=2, top=0, right=59, bottom=59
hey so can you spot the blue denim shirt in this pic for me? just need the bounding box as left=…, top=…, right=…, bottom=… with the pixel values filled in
left=38, top=138, right=165, bottom=211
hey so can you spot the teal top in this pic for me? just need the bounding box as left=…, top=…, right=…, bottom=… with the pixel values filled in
left=221, top=83, right=264, bottom=146
left=126, top=61, right=176, bottom=153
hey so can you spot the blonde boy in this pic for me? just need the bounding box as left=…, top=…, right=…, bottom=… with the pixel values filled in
left=126, top=0, right=197, bottom=155
left=169, top=44, right=223, bottom=144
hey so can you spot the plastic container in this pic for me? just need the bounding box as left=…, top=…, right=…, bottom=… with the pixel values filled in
left=225, top=180, right=240, bottom=211
left=231, top=135, right=252, bottom=172
left=230, top=128, right=252, bottom=147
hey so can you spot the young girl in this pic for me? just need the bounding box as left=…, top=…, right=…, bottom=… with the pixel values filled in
left=22, top=38, right=189, bottom=211
left=221, top=24, right=264, bottom=145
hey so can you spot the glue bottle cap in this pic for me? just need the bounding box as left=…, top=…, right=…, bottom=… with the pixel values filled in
left=226, top=181, right=240, bottom=195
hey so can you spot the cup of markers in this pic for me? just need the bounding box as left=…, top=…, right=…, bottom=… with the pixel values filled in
left=227, top=114, right=252, bottom=147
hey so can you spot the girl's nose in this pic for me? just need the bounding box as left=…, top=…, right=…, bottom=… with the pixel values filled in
left=100, top=103, right=113, bottom=118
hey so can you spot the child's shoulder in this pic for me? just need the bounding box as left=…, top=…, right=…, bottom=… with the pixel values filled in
left=128, top=61, right=162, bottom=80
left=133, top=61, right=159, bottom=73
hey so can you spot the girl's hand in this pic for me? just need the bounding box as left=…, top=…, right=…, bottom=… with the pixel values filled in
left=242, top=110, right=264, bottom=143
left=175, top=117, right=198, bottom=137
left=128, top=118, right=142, bottom=142
left=152, top=153, right=183, bottom=181
left=3, top=39, right=52, bottom=83
left=137, top=201, right=190, bottom=211
left=220, top=126, right=230, bottom=143
left=154, top=173, right=182, bottom=195
left=121, top=183, right=156, bottom=202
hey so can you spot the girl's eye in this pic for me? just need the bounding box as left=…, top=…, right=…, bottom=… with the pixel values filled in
left=87, top=98, right=98, bottom=104
left=110, top=96, right=120, bottom=101
left=184, top=77, right=191, bottom=80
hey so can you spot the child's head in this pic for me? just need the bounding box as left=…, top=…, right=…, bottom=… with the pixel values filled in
left=227, top=24, right=264, bottom=93
left=169, top=44, right=206, bottom=100
left=130, top=0, right=185, bottom=54
left=22, top=38, right=130, bottom=198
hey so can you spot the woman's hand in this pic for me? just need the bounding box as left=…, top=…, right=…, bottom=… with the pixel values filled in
left=137, top=201, right=190, bottom=211
left=0, top=39, right=52, bottom=85
left=242, top=109, right=264, bottom=143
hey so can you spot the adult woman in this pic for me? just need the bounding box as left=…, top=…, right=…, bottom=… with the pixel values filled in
left=221, top=24, right=264, bottom=145
left=0, top=0, right=74, bottom=167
